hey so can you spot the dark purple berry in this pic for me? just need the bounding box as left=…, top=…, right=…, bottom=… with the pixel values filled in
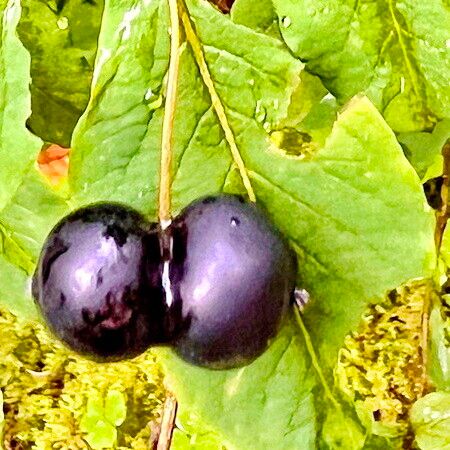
left=32, top=203, right=166, bottom=361
left=167, top=195, right=297, bottom=369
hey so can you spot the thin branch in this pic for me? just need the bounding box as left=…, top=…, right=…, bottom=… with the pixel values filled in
left=179, top=0, right=256, bottom=202
left=159, top=0, right=181, bottom=223
left=157, top=394, right=178, bottom=450
left=435, top=140, right=450, bottom=251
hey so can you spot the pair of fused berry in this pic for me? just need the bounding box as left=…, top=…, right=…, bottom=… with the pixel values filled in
left=32, top=195, right=297, bottom=369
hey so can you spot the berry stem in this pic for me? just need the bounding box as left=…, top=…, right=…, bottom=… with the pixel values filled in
left=293, top=302, right=340, bottom=409
left=179, top=0, right=256, bottom=203
left=159, top=0, right=181, bottom=224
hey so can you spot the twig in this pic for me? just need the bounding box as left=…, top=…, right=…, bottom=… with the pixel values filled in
left=435, top=140, right=450, bottom=251
left=157, top=394, right=178, bottom=450
left=159, top=0, right=181, bottom=224
left=179, top=0, right=256, bottom=202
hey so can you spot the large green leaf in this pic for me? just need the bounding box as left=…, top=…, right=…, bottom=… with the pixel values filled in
left=0, top=0, right=70, bottom=318
left=68, top=0, right=435, bottom=447
left=272, top=0, right=450, bottom=133
left=165, top=93, right=436, bottom=442
left=69, top=0, right=170, bottom=211
left=18, top=0, right=104, bottom=146
left=161, top=318, right=316, bottom=450
left=0, top=0, right=41, bottom=211
left=69, top=0, right=301, bottom=213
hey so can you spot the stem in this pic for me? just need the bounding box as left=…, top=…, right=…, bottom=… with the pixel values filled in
left=179, top=0, right=256, bottom=203
left=420, top=284, right=431, bottom=395
left=159, top=0, right=181, bottom=223
left=157, top=394, right=178, bottom=450
left=435, top=141, right=450, bottom=252
left=413, top=140, right=450, bottom=399
left=424, top=140, right=450, bottom=395
left=293, top=304, right=340, bottom=409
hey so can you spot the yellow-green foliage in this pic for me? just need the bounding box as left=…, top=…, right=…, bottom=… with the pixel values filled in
left=0, top=280, right=442, bottom=449
left=0, top=309, right=166, bottom=449
left=336, top=280, right=435, bottom=438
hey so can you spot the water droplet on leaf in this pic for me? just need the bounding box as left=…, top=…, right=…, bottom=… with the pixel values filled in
left=281, top=16, right=291, bottom=28
left=144, top=90, right=163, bottom=111
left=255, top=100, right=267, bottom=123
left=57, top=16, right=69, bottom=30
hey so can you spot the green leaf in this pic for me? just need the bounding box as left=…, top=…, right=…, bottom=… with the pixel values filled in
left=363, top=435, right=403, bottom=450
left=81, top=391, right=119, bottom=449
left=104, top=389, right=127, bottom=426
left=429, top=298, right=450, bottom=390
left=160, top=317, right=317, bottom=450
left=270, top=72, right=338, bottom=155
left=1, top=169, right=69, bottom=262
left=69, top=0, right=170, bottom=212
left=17, top=0, right=103, bottom=146
left=278, top=71, right=329, bottom=130
left=82, top=392, right=105, bottom=422
left=165, top=95, right=435, bottom=447
left=230, top=0, right=280, bottom=38
left=411, top=392, right=450, bottom=450
left=0, top=254, right=35, bottom=318
left=354, top=399, right=407, bottom=440
left=69, top=0, right=301, bottom=214
left=399, top=119, right=450, bottom=182
left=0, top=167, right=69, bottom=318
left=84, top=419, right=117, bottom=450
left=296, top=95, right=338, bottom=148
left=0, top=0, right=41, bottom=211
left=0, top=0, right=70, bottom=319
left=260, top=96, right=435, bottom=368
left=272, top=0, right=450, bottom=132
left=68, top=0, right=435, bottom=447
left=321, top=406, right=365, bottom=450
left=172, top=409, right=227, bottom=450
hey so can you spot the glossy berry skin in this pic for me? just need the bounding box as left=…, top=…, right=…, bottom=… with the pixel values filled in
left=32, top=203, right=166, bottom=361
left=168, top=195, right=297, bottom=369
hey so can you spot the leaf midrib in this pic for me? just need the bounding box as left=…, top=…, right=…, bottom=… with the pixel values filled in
left=387, top=0, right=421, bottom=98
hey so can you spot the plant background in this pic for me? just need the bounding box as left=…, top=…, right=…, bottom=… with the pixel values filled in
left=0, top=0, right=449, bottom=448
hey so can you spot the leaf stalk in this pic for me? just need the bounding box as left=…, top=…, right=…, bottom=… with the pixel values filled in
left=293, top=304, right=340, bottom=410
left=179, top=0, right=256, bottom=202
left=157, top=393, right=178, bottom=450
left=159, top=0, right=181, bottom=224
